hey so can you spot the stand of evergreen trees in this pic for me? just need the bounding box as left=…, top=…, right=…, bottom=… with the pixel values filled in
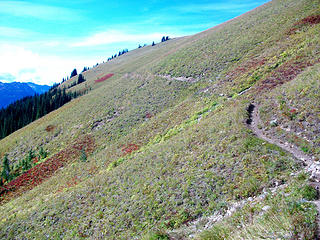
left=0, top=148, right=48, bottom=187
left=0, top=86, right=80, bottom=140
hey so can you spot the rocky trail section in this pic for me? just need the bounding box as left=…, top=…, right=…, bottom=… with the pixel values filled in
left=158, top=75, right=199, bottom=83
left=168, top=102, right=320, bottom=239
left=247, top=103, right=320, bottom=238
left=168, top=184, right=287, bottom=239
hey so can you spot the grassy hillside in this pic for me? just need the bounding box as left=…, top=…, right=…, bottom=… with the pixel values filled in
left=0, top=0, right=319, bottom=239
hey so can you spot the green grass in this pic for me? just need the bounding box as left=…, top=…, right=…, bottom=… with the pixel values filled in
left=198, top=176, right=318, bottom=240
left=259, top=64, right=320, bottom=158
left=0, top=0, right=319, bottom=239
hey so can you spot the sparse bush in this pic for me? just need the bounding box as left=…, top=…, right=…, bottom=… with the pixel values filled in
left=1, top=154, right=11, bottom=182
left=80, top=149, right=87, bottom=162
left=200, top=224, right=231, bottom=240
left=22, top=150, right=35, bottom=171
left=300, top=185, right=317, bottom=201
left=39, top=147, right=48, bottom=159
left=301, top=146, right=309, bottom=153
left=297, top=172, right=308, bottom=181
left=143, top=230, right=169, bottom=240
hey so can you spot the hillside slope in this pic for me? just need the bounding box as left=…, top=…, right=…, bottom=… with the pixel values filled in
left=0, top=0, right=320, bottom=239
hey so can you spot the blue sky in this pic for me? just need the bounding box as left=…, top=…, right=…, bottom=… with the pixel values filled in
left=0, top=0, right=269, bottom=85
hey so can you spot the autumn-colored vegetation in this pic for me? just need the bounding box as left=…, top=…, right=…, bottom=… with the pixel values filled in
left=0, top=135, right=95, bottom=203
left=227, top=57, right=266, bottom=80
left=45, top=125, right=56, bottom=132
left=257, top=57, right=316, bottom=91
left=121, top=143, right=140, bottom=156
left=288, top=14, right=320, bottom=34
left=95, top=73, right=114, bottom=83
left=145, top=112, right=153, bottom=119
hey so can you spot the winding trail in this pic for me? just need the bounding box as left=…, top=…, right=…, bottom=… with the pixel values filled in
left=248, top=104, right=313, bottom=165
left=168, top=103, right=320, bottom=239
left=248, top=103, right=320, bottom=238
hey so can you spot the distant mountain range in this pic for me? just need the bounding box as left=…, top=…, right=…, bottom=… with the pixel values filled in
left=0, top=81, right=50, bottom=109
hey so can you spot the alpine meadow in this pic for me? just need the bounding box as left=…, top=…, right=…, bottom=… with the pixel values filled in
left=1, top=0, right=320, bottom=239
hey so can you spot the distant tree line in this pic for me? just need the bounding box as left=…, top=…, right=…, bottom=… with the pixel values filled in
left=0, top=86, right=83, bottom=140
left=61, top=67, right=89, bottom=83
left=107, top=49, right=129, bottom=61
left=161, top=36, right=170, bottom=42
left=107, top=36, right=171, bottom=62
left=82, top=67, right=89, bottom=73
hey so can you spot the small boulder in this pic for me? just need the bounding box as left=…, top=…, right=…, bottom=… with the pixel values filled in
left=270, top=119, right=278, bottom=127
left=262, top=205, right=271, bottom=211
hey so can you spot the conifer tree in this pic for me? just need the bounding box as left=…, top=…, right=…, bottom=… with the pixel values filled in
left=70, top=69, right=78, bottom=78
left=80, top=149, right=87, bottom=162
left=39, top=147, right=47, bottom=159
left=1, top=154, right=11, bottom=182
left=0, top=86, right=78, bottom=140
left=77, top=74, right=86, bottom=84
left=22, top=150, right=34, bottom=171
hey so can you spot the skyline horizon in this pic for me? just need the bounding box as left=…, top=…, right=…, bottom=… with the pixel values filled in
left=0, top=0, right=269, bottom=85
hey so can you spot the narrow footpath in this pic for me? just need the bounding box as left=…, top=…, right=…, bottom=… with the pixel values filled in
left=167, top=103, right=320, bottom=239
left=248, top=103, right=320, bottom=238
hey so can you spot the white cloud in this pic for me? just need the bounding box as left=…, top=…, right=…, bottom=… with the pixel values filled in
left=0, top=26, right=34, bottom=38
left=0, top=44, right=95, bottom=85
left=71, top=30, right=174, bottom=47
left=0, top=73, right=15, bottom=83
left=0, top=28, right=182, bottom=85
left=0, top=1, right=80, bottom=21
left=175, top=2, right=262, bottom=13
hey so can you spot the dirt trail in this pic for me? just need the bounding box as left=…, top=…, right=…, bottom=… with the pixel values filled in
left=248, top=103, right=320, bottom=238
left=248, top=103, right=313, bottom=164
left=168, top=184, right=287, bottom=239
left=169, top=103, right=320, bottom=239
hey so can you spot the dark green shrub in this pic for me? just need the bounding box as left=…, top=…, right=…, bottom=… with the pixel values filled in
left=22, top=150, right=34, bottom=171
left=39, top=147, right=48, bottom=159
left=300, top=185, right=317, bottom=201
left=80, top=149, right=87, bottom=162
left=199, top=224, right=231, bottom=240
left=146, top=231, right=169, bottom=240
left=301, top=146, right=309, bottom=153
left=1, top=154, right=11, bottom=182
